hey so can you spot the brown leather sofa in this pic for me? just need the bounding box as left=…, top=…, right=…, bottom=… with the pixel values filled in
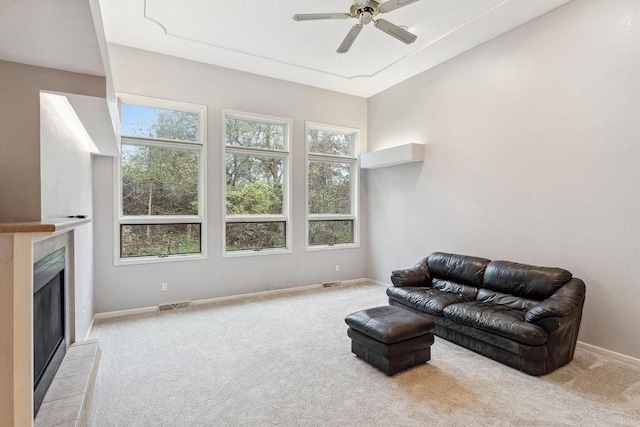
left=387, top=252, right=586, bottom=375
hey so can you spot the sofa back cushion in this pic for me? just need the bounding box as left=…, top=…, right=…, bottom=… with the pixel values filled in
left=482, top=261, right=572, bottom=300
left=427, top=252, right=491, bottom=299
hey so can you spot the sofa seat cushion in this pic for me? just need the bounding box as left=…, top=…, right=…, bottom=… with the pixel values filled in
left=476, top=288, right=539, bottom=311
left=443, top=302, right=548, bottom=346
left=387, top=286, right=466, bottom=316
left=433, top=278, right=479, bottom=301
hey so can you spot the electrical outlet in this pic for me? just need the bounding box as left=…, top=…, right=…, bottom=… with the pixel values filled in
left=161, top=282, right=168, bottom=291
left=335, top=265, right=340, bottom=272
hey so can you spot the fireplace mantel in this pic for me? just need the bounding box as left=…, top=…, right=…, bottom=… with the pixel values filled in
left=0, top=217, right=90, bottom=234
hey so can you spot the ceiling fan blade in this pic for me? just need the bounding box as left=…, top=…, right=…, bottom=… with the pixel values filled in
left=337, top=24, right=363, bottom=54
left=374, top=19, right=417, bottom=44
left=379, top=0, right=421, bottom=14
left=293, top=13, right=350, bottom=21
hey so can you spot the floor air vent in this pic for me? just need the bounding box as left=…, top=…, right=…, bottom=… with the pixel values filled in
left=322, top=281, right=342, bottom=288
left=159, top=301, right=191, bottom=311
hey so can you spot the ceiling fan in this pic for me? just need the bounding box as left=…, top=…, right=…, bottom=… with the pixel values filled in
left=293, top=0, right=421, bottom=54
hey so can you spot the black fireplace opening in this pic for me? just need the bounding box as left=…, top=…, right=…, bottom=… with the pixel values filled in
left=33, top=247, right=66, bottom=417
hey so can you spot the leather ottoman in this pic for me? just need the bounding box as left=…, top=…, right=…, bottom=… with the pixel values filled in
left=345, top=305, right=434, bottom=376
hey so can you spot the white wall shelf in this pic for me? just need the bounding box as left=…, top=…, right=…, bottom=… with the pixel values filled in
left=360, top=143, right=424, bottom=169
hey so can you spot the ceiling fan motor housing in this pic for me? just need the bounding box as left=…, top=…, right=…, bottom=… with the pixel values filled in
left=351, top=1, right=382, bottom=25
left=359, top=12, right=373, bottom=25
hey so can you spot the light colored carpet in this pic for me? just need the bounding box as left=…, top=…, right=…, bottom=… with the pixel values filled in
left=87, top=283, right=640, bottom=426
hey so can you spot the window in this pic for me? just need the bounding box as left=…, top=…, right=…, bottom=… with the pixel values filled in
left=116, top=94, right=207, bottom=264
left=306, top=122, right=359, bottom=248
left=223, top=110, right=291, bottom=255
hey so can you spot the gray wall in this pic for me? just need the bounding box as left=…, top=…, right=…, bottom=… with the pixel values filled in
left=92, top=45, right=368, bottom=313
left=366, top=0, right=640, bottom=358
left=0, top=60, right=105, bottom=222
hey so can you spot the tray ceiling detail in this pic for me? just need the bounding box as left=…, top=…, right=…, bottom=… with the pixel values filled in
left=100, top=0, right=572, bottom=97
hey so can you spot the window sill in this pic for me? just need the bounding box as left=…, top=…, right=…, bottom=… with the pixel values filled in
left=223, top=247, right=292, bottom=258
left=306, top=243, right=360, bottom=252
left=114, top=253, right=207, bottom=266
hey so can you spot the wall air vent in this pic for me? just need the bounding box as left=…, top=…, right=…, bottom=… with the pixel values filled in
left=322, top=281, right=343, bottom=288
left=159, top=301, right=191, bottom=311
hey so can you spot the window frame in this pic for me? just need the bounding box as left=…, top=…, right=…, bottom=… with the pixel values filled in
left=305, top=121, right=360, bottom=251
left=114, top=93, right=207, bottom=266
left=222, top=109, right=292, bottom=257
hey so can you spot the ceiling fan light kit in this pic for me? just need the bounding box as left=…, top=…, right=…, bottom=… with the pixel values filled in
left=293, top=0, right=421, bottom=54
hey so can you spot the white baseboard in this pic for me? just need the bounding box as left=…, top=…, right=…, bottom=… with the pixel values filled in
left=93, top=280, right=374, bottom=320
left=342, top=278, right=371, bottom=286
left=191, top=283, right=322, bottom=306
left=84, top=316, right=96, bottom=340
left=367, top=279, right=390, bottom=287
left=576, top=341, right=640, bottom=367
left=94, top=305, right=159, bottom=320
left=192, top=279, right=374, bottom=307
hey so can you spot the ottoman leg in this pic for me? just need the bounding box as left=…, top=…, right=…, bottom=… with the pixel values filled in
left=352, top=341, right=431, bottom=376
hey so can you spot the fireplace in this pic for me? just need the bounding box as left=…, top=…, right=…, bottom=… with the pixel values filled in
left=33, top=247, right=66, bottom=417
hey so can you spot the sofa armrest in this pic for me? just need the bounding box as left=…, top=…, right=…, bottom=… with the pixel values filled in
left=390, top=257, right=432, bottom=287
left=525, top=278, right=586, bottom=324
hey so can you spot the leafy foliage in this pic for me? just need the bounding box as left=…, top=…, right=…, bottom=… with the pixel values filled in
left=120, top=108, right=201, bottom=257
left=307, top=129, right=353, bottom=156
left=309, top=220, right=354, bottom=246
left=225, top=153, right=283, bottom=215
left=121, top=224, right=200, bottom=257
left=226, top=181, right=281, bottom=216
left=308, top=161, right=351, bottom=215
left=122, top=105, right=199, bottom=142
left=225, top=118, right=287, bottom=250
left=306, top=128, right=356, bottom=245
left=225, top=117, right=284, bottom=150
left=226, top=222, right=286, bottom=251
left=122, top=144, right=199, bottom=216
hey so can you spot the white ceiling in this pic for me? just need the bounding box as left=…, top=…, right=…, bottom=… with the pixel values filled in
left=1, top=0, right=572, bottom=98
left=0, top=0, right=106, bottom=76
left=100, top=0, right=572, bottom=97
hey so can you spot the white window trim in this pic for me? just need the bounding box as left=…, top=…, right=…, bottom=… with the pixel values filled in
left=305, top=121, right=360, bottom=251
left=222, top=109, right=292, bottom=258
left=114, top=92, right=208, bottom=266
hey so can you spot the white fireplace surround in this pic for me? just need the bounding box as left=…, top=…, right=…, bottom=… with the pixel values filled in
left=34, top=232, right=76, bottom=351
left=1, top=218, right=90, bottom=426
